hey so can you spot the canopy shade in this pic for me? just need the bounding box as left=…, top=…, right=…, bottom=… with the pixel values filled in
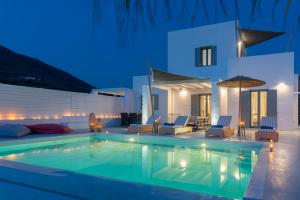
left=217, top=76, right=266, bottom=88
left=151, top=68, right=209, bottom=85
left=239, top=28, right=284, bottom=48
left=151, top=68, right=211, bottom=90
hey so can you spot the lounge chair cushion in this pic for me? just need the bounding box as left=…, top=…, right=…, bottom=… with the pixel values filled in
left=260, top=126, right=274, bottom=130
left=217, top=116, right=232, bottom=127
left=0, top=124, right=31, bottom=138
left=163, top=125, right=183, bottom=128
left=261, top=116, right=277, bottom=129
left=145, top=115, right=161, bottom=125
left=211, top=125, right=223, bottom=128
left=259, top=129, right=277, bottom=133
left=174, top=116, right=189, bottom=126
left=164, top=123, right=175, bottom=126
left=129, top=123, right=143, bottom=127
left=27, top=124, right=73, bottom=134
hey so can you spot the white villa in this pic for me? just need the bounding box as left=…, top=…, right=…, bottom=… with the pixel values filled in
left=0, top=20, right=297, bottom=132
left=100, top=21, right=297, bottom=131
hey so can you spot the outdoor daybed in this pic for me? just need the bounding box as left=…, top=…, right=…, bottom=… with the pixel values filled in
left=255, top=116, right=279, bottom=142
left=205, top=116, right=234, bottom=138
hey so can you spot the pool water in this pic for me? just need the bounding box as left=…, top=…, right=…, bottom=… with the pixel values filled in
left=0, top=134, right=263, bottom=199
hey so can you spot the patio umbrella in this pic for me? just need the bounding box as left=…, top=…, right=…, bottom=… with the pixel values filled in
left=217, top=76, right=266, bottom=137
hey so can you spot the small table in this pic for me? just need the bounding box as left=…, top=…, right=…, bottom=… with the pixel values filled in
left=198, top=117, right=210, bottom=130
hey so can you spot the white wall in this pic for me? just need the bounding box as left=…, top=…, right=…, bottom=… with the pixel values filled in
left=167, top=21, right=238, bottom=123
left=168, top=21, right=237, bottom=81
left=152, top=88, right=168, bottom=123
left=132, top=75, right=148, bottom=113
left=172, top=88, right=211, bottom=119
left=0, top=83, right=125, bottom=128
left=227, top=52, right=295, bottom=130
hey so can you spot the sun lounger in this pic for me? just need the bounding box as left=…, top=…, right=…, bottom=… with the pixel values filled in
left=255, top=116, right=279, bottom=142
left=128, top=115, right=161, bottom=133
left=159, top=116, right=192, bottom=135
left=205, top=116, right=234, bottom=138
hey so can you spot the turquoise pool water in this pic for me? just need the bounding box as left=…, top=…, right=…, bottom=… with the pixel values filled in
left=0, top=134, right=263, bottom=199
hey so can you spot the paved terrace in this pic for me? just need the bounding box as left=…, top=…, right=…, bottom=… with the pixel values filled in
left=0, top=128, right=299, bottom=200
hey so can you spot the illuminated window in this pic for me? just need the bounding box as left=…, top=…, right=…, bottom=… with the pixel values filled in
left=250, top=91, right=268, bottom=127
left=195, top=46, right=216, bottom=66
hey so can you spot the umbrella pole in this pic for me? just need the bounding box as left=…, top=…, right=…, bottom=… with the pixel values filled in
left=238, top=85, right=241, bottom=138
left=148, top=67, right=157, bottom=134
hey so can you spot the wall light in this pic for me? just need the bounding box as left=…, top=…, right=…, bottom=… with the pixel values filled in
left=220, top=87, right=227, bottom=97
left=237, top=40, right=243, bottom=57
left=179, top=89, right=188, bottom=97
left=276, top=82, right=288, bottom=92
left=238, top=41, right=243, bottom=48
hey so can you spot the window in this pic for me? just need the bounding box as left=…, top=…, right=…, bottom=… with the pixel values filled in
left=139, top=95, right=143, bottom=112
left=250, top=91, right=268, bottom=127
left=153, top=94, right=159, bottom=111
left=195, top=46, right=216, bottom=66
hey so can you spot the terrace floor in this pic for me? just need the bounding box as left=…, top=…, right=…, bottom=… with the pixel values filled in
left=0, top=128, right=299, bottom=200
left=177, top=129, right=300, bottom=200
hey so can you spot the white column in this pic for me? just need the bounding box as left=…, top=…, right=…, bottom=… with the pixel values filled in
left=142, top=85, right=151, bottom=124
left=211, top=81, right=219, bottom=125
left=123, top=90, right=133, bottom=113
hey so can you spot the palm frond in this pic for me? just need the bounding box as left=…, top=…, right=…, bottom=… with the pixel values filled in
left=218, top=0, right=228, bottom=17
left=200, top=0, right=209, bottom=21
left=91, top=0, right=296, bottom=46
left=249, top=0, right=261, bottom=23
left=282, top=0, right=292, bottom=28
left=234, top=0, right=240, bottom=18
left=272, top=0, right=281, bottom=19
left=284, top=0, right=292, bottom=17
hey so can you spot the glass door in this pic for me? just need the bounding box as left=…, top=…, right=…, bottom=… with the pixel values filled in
left=199, top=94, right=211, bottom=119
left=250, top=91, right=267, bottom=127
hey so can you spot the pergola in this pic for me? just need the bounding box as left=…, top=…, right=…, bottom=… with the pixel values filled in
left=148, top=68, right=211, bottom=133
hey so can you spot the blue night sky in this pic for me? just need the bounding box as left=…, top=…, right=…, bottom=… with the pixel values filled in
left=0, top=0, right=299, bottom=88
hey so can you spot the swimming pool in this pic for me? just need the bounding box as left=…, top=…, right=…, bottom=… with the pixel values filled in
left=0, top=134, right=264, bottom=199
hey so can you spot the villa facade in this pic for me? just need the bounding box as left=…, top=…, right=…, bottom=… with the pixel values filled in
left=128, top=21, right=296, bottom=131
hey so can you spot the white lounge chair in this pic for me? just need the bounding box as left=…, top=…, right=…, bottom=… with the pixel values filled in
left=255, top=116, right=279, bottom=142
left=205, top=116, right=234, bottom=138
left=159, top=116, right=192, bottom=135
left=128, top=115, right=161, bottom=133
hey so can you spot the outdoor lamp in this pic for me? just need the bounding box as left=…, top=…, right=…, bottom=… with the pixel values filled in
left=269, top=139, right=274, bottom=152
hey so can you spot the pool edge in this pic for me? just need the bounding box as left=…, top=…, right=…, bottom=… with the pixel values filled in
left=243, top=142, right=269, bottom=200
left=0, top=159, right=228, bottom=200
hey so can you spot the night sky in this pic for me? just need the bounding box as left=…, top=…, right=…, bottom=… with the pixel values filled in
left=0, top=0, right=299, bottom=88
